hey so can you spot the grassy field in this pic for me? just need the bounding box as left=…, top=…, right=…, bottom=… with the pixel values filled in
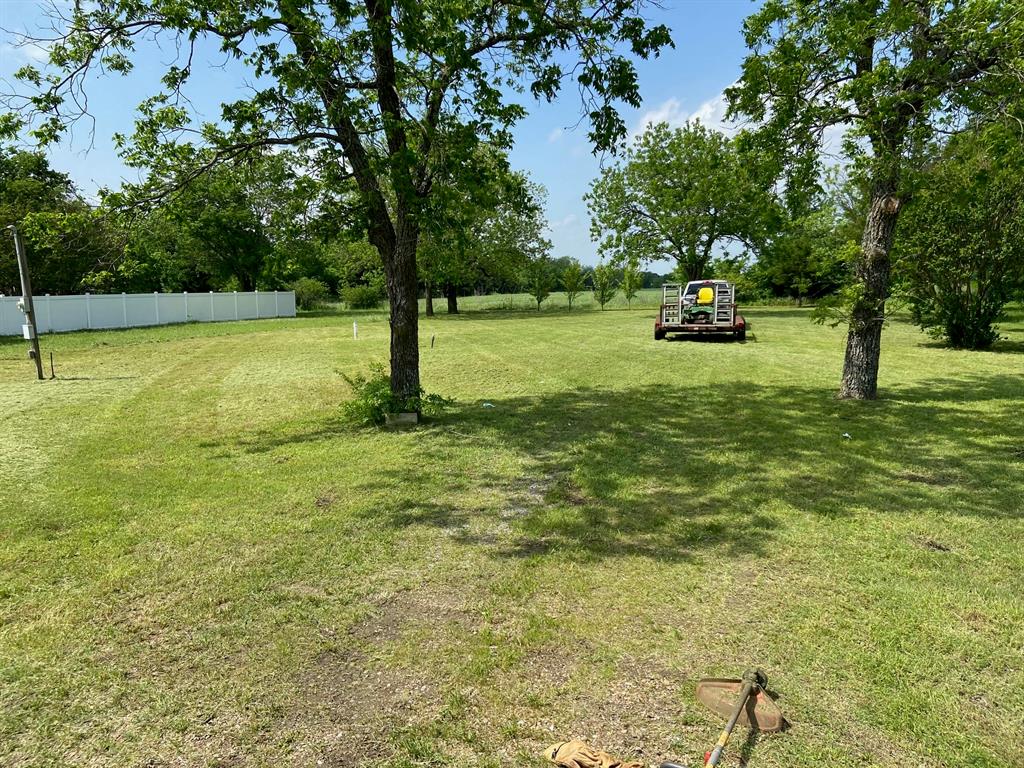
left=1, top=299, right=1022, bottom=768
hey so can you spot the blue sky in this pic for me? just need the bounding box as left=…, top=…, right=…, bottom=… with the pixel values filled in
left=1, top=0, right=760, bottom=267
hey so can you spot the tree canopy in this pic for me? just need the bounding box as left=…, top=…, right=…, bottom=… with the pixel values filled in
left=586, top=121, right=776, bottom=282
left=0, top=148, right=115, bottom=295
left=896, top=124, right=1024, bottom=349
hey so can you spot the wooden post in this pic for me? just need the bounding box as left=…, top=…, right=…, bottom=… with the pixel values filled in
left=7, top=225, right=44, bottom=380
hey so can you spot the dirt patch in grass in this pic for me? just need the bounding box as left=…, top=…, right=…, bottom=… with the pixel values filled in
left=314, top=492, right=336, bottom=509
left=896, top=469, right=960, bottom=487
left=494, top=648, right=696, bottom=767
left=295, top=646, right=433, bottom=766
left=562, top=657, right=695, bottom=766
left=913, top=535, right=952, bottom=552
left=284, top=587, right=475, bottom=765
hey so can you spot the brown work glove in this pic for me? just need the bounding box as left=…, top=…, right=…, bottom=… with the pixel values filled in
left=543, top=739, right=645, bottom=768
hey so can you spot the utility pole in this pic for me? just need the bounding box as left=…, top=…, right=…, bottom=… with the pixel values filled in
left=7, top=225, right=44, bottom=380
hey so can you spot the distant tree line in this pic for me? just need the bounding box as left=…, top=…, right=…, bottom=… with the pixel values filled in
left=0, top=145, right=561, bottom=312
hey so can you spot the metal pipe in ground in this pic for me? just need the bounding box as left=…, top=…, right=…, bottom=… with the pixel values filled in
left=7, top=225, right=43, bottom=380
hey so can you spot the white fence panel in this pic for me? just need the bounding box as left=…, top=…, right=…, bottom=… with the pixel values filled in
left=212, top=293, right=236, bottom=322
left=87, top=294, right=124, bottom=329
left=258, top=291, right=278, bottom=319
left=159, top=293, right=187, bottom=325
left=277, top=291, right=296, bottom=317
left=41, top=295, right=89, bottom=333
left=0, top=296, right=21, bottom=336
left=0, top=291, right=296, bottom=336
left=126, top=294, right=158, bottom=327
left=186, top=292, right=213, bottom=323
left=235, top=292, right=258, bottom=319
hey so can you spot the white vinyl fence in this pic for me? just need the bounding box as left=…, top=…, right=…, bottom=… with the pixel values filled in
left=0, top=290, right=296, bottom=336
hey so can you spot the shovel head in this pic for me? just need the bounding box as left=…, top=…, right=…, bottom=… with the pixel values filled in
left=695, top=678, right=787, bottom=733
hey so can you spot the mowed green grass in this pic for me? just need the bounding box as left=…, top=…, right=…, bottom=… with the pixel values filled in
left=1, top=298, right=1022, bottom=768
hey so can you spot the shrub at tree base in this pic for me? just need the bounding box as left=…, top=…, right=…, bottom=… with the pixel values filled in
left=342, top=364, right=451, bottom=426
left=290, top=277, right=330, bottom=310
left=342, top=285, right=384, bottom=310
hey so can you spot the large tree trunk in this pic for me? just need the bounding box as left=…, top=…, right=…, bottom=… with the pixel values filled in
left=679, top=254, right=707, bottom=282
left=839, top=178, right=901, bottom=400
left=384, top=225, right=421, bottom=402
left=424, top=282, right=434, bottom=316
left=446, top=283, right=459, bottom=314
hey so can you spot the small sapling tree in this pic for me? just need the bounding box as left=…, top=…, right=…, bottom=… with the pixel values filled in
left=525, top=255, right=554, bottom=310
left=621, top=260, right=642, bottom=309
left=591, top=262, right=618, bottom=310
left=562, top=259, right=586, bottom=310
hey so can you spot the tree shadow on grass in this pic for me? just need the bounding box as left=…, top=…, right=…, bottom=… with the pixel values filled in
left=915, top=338, right=1024, bottom=355
left=234, top=372, right=1021, bottom=565
left=662, top=334, right=749, bottom=343
left=360, top=373, right=1023, bottom=564
left=987, top=340, right=1024, bottom=354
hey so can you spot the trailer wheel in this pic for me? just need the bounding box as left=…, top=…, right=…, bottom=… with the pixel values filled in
left=654, top=329, right=666, bottom=341
left=736, top=328, right=746, bottom=341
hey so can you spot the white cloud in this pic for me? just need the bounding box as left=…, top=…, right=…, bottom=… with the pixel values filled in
left=630, top=88, right=851, bottom=160
left=630, top=92, right=740, bottom=141
left=1, top=34, right=52, bottom=65
left=547, top=127, right=564, bottom=144
left=632, top=97, right=686, bottom=135
left=686, top=93, right=733, bottom=133
left=550, top=213, right=578, bottom=230
left=23, top=41, right=50, bottom=63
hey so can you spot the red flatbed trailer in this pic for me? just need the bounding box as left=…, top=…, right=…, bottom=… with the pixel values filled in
left=654, top=280, right=747, bottom=341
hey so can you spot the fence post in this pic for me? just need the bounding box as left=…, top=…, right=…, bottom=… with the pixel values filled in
left=233, top=291, right=238, bottom=320
left=85, top=292, right=92, bottom=329
left=255, top=289, right=260, bottom=319
left=45, top=294, right=52, bottom=333
left=184, top=291, right=188, bottom=321
left=274, top=290, right=279, bottom=317
left=209, top=290, right=214, bottom=321
left=154, top=292, right=160, bottom=324
left=122, top=292, right=128, bottom=327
